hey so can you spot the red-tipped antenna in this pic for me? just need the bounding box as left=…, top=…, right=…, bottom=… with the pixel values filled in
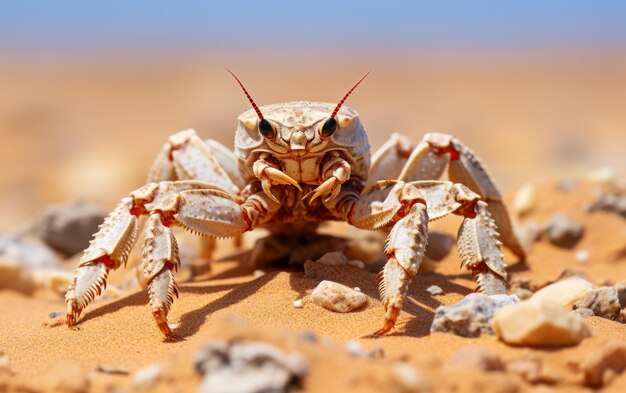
left=226, top=68, right=264, bottom=120
left=331, top=71, right=370, bottom=118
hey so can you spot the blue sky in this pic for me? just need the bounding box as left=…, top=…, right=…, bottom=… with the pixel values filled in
left=1, top=1, right=625, bottom=57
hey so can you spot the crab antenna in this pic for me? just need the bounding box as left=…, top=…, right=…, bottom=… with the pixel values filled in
left=226, top=68, right=264, bottom=120
left=331, top=71, right=370, bottom=118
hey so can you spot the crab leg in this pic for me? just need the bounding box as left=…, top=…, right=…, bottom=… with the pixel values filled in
left=142, top=214, right=180, bottom=338
left=368, top=133, right=414, bottom=184
left=66, top=197, right=139, bottom=327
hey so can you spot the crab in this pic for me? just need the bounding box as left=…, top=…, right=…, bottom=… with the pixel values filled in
left=65, top=71, right=526, bottom=338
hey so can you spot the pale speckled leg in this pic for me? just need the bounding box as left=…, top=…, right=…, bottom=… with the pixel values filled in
left=457, top=201, right=508, bottom=294
left=66, top=197, right=139, bottom=328
left=141, top=214, right=181, bottom=338
left=367, top=133, right=414, bottom=185
left=147, top=130, right=244, bottom=275
left=339, top=180, right=483, bottom=335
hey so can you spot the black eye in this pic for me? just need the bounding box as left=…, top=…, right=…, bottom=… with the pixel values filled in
left=320, top=117, right=338, bottom=138
left=258, top=119, right=276, bottom=139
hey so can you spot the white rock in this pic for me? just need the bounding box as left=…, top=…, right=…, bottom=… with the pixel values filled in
left=575, top=250, right=590, bottom=263
left=512, top=183, right=536, bottom=216
left=492, top=298, right=591, bottom=346
left=531, top=277, right=594, bottom=307
left=0, top=258, right=36, bottom=295
left=310, top=280, right=367, bottom=313
left=347, top=260, right=365, bottom=269
left=133, top=364, right=162, bottom=390
left=292, top=299, right=303, bottom=308
left=392, top=363, right=427, bottom=392
left=316, top=251, right=348, bottom=266
left=426, top=285, right=443, bottom=296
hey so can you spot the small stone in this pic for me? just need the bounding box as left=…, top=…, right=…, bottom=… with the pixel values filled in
left=426, top=285, right=443, bottom=296
left=574, top=287, right=622, bottom=321
left=195, top=341, right=308, bottom=393
left=95, top=364, right=129, bottom=375
left=392, top=363, right=427, bottom=392
left=316, top=251, right=349, bottom=266
left=347, top=260, right=365, bottom=269
left=430, top=293, right=519, bottom=337
left=252, top=269, right=265, bottom=278
left=579, top=340, right=626, bottom=387
left=28, top=200, right=106, bottom=256
left=446, top=347, right=505, bottom=372
left=511, top=183, right=535, bottom=216
left=310, top=280, right=367, bottom=313
left=515, top=220, right=542, bottom=252
left=299, top=330, right=318, bottom=342
left=587, top=189, right=626, bottom=218
left=0, top=257, right=36, bottom=295
left=292, top=299, right=303, bottom=308
left=586, top=166, right=616, bottom=186
left=133, top=364, right=162, bottom=390
left=556, top=268, right=591, bottom=282
left=531, top=277, right=594, bottom=307
left=575, top=250, right=590, bottom=263
left=0, top=234, right=60, bottom=268
left=49, top=311, right=63, bottom=319
left=511, top=287, right=533, bottom=300
left=492, top=298, right=591, bottom=346
left=615, top=284, right=626, bottom=308
left=573, top=307, right=595, bottom=319
left=0, top=351, right=11, bottom=375
left=507, top=358, right=542, bottom=384
left=544, top=213, right=585, bottom=248
left=353, top=287, right=361, bottom=292
left=424, top=231, right=453, bottom=261
left=345, top=341, right=364, bottom=357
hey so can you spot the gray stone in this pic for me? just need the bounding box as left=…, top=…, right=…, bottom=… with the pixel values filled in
left=574, top=287, right=622, bottom=321
left=430, top=293, right=520, bottom=337
left=424, top=231, right=453, bottom=261
left=615, top=283, right=626, bottom=308
left=29, top=200, right=106, bottom=256
left=586, top=190, right=626, bottom=219
left=195, top=340, right=307, bottom=393
left=573, top=307, right=595, bottom=319
left=0, top=234, right=60, bottom=268
left=544, top=213, right=584, bottom=248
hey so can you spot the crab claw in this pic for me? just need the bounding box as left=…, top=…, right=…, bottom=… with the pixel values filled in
left=304, top=177, right=341, bottom=205
left=257, top=167, right=301, bottom=202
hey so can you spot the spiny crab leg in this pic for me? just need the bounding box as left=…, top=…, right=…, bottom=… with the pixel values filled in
left=66, top=197, right=139, bottom=328
left=304, top=153, right=351, bottom=204
left=457, top=201, right=508, bottom=294
left=253, top=155, right=301, bottom=202
left=142, top=214, right=180, bottom=338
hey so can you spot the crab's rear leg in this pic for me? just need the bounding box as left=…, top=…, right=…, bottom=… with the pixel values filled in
left=66, top=197, right=139, bottom=328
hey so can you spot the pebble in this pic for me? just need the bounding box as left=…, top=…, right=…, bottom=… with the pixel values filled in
left=132, top=364, right=162, bottom=390
left=511, top=183, right=536, bottom=216
left=492, top=298, right=591, bottom=346
left=0, top=351, right=10, bottom=375
left=426, top=285, right=443, bottom=296
left=615, top=283, right=626, bottom=308
left=575, top=249, right=590, bottom=263
left=292, top=299, right=303, bottom=308
left=573, top=307, right=595, bottom=319
left=195, top=340, right=308, bottom=393
left=543, top=213, right=585, bottom=248
left=586, top=166, right=616, bottom=186
left=0, top=234, right=60, bottom=268
left=391, top=363, right=427, bottom=392
left=424, top=231, right=453, bottom=261
left=445, top=347, right=505, bottom=372
left=252, top=269, right=265, bottom=278
left=28, top=200, right=106, bottom=256
left=310, top=280, right=367, bottom=313
left=586, top=189, right=626, bottom=218
left=515, top=220, right=542, bottom=252
left=95, top=364, right=130, bottom=375
left=531, top=277, right=594, bottom=307
left=578, top=340, right=626, bottom=387
left=430, top=293, right=519, bottom=337
left=574, top=287, right=622, bottom=321
left=0, top=257, right=36, bottom=295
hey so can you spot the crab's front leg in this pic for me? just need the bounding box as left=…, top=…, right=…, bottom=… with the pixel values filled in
left=253, top=153, right=301, bottom=202
left=305, top=152, right=351, bottom=204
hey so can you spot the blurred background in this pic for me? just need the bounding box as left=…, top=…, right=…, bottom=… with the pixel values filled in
left=1, top=1, right=625, bottom=231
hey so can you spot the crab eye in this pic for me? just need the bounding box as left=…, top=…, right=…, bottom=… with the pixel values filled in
left=258, top=119, right=276, bottom=139
left=320, top=117, right=338, bottom=138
